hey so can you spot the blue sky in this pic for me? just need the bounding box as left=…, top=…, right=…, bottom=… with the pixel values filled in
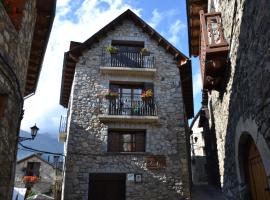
left=21, top=0, right=201, bottom=137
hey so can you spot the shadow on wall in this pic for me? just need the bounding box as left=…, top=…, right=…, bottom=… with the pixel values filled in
left=223, top=0, right=270, bottom=199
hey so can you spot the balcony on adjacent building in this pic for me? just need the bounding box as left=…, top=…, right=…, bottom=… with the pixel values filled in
left=199, top=11, right=229, bottom=91
left=58, top=116, right=67, bottom=142
left=100, top=49, right=156, bottom=77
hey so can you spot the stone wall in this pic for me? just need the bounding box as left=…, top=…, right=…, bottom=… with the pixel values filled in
left=207, top=0, right=270, bottom=199
left=62, top=19, right=191, bottom=200
left=0, top=1, right=36, bottom=199
left=15, top=156, right=55, bottom=194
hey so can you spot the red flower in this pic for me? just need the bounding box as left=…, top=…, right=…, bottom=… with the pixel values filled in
left=23, top=176, right=38, bottom=184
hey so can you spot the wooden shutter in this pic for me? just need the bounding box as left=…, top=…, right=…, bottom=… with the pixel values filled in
left=33, top=162, right=41, bottom=177
left=108, top=131, right=120, bottom=152
left=135, top=132, right=145, bottom=152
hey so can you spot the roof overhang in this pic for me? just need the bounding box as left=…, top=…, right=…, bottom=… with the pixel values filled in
left=178, top=60, right=194, bottom=119
left=186, top=0, right=208, bottom=57
left=24, top=0, right=56, bottom=97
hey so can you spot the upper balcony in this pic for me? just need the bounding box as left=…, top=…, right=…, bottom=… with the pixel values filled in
left=100, top=49, right=156, bottom=77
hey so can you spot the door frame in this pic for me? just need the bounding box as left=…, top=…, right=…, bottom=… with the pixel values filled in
left=235, top=117, right=270, bottom=190
left=88, top=173, right=126, bottom=200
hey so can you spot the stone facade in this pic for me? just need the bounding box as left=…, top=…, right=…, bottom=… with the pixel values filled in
left=202, top=0, right=270, bottom=199
left=15, top=154, right=57, bottom=195
left=190, top=120, right=207, bottom=184
left=0, top=1, right=36, bottom=199
left=62, top=18, right=192, bottom=200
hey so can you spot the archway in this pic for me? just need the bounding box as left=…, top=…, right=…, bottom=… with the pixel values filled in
left=235, top=118, right=270, bottom=199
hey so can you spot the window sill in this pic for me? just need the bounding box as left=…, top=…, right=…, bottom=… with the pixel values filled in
left=100, top=66, right=156, bottom=77
left=98, top=114, right=159, bottom=123
left=105, top=152, right=150, bottom=155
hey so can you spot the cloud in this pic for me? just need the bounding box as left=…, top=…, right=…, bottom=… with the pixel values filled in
left=192, top=72, right=202, bottom=97
left=21, top=0, right=140, bottom=137
left=149, top=9, right=163, bottom=28
left=168, top=19, right=186, bottom=46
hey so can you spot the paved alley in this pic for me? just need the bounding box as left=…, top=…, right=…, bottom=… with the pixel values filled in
left=191, top=184, right=226, bottom=200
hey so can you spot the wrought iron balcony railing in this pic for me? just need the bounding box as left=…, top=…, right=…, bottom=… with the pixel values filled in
left=107, top=97, right=157, bottom=116
left=59, top=116, right=67, bottom=134
left=101, top=50, right=155, bottom=69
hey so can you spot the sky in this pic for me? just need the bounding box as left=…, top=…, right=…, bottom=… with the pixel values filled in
left=20, top=0, right=202, bottom=137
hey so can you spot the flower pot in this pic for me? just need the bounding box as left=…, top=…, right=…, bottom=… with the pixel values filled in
left=141, top=96, right=152, bottom=101
left=105, top=95, right=117, bottom=100
left=141, top=51, right=150, bottom=56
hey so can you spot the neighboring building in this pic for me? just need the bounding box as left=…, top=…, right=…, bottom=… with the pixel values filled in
left=59, top=9, right=194, bottom=200
left=0, top=1, right=56, bottom=199
left=187, top=0, right=270, bottom=199
left=190, top=119, right=207, bottom=184
left=15, top=154, right=62, bottom=199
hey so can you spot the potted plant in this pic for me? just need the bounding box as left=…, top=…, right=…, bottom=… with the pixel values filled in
left=106, top=45, right=118, bottom=54
left=140, top=48, right=150, bottom=56
left=141, top=89, right=153, bottom=101
left=104, top=89, right=118, bottom=100
left=23, top=175, right=38, bottom=188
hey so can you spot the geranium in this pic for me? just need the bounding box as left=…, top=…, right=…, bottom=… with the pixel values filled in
left=23, top=176, right=38, bottom=184
left=141, top=89, right=153, bottom=98
left=1, top=0, right=17, bottom=15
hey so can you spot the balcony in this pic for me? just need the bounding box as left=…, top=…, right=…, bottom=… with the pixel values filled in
left=100, top=50, right=156, bottom=77
left=199, top=11, right=229, bottom=91
left=99, top=97, right=158, bottom=123
left=58, top=116, right=67, bottom=142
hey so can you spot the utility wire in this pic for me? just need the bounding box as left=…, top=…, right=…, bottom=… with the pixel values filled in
left=18, top=142, right=64, bottom=156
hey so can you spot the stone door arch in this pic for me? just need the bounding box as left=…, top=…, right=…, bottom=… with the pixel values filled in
left=235, top=117, right=270, bottom=198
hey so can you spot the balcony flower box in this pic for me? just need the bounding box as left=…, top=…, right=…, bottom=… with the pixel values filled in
left=104, top=90, right=118, bottom=100
left=23, top=176, right=38, bottom=188
left=140, top=48, right=150, bottom=56
left=106, top=45, right=118, bottom=54
left=141, top=89, right=153, bottom=101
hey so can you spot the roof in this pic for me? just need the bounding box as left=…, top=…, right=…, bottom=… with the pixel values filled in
left=60, top=9, right=194, bottom=118
left=17, top=154, right=55, bottom=168
left=24, top=0, right=56, bottom=97
left=186, top=0, right=208, bottom=57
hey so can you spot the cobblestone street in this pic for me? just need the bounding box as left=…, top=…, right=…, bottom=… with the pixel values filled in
left=192, top=184, right=226, bottom=200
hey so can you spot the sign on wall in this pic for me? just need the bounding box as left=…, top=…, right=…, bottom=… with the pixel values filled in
left=146, top=156, right=166, bottom=170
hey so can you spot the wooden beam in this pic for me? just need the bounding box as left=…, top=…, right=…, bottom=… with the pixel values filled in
left=68, top=53, right=79, bottom=63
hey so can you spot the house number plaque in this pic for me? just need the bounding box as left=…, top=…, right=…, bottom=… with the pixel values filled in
left=146, top=156, right=166, bottom=170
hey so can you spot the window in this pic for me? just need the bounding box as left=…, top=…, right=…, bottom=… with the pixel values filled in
left=109, top=83, right=154, bottom=115
left=108, top=130, right=146, bottom=152
left=26, top=162, right=41, bottom=177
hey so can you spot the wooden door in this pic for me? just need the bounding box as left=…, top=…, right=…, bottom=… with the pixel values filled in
left=245, top=140, right=270, bottom=200
left=89, top=173, right=126, bottom=200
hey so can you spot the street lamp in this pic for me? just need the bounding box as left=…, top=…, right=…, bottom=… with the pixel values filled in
left=19, top=124, right=39, bottom=142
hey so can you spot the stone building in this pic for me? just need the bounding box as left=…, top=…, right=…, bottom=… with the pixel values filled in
left=15, top=154, right=62, bottom=197
left=187, top=0, right=270, bottom=199
left=0, top=0, right=56, bottom=199
left=59, top=9, right=194, bottom=200
left=190, top=119, right=207, bottom=184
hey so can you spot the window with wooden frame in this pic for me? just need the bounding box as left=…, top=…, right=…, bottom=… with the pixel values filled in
left=109, top=82, right=154, bottom=115
left=108, top=130, right=146, bottom=152
left=26, top=162, right=41, bottom=177
left=0, top=94, right=7, bottom=119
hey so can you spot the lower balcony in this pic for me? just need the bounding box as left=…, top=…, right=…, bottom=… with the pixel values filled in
left=99, top=98, right=158, bottom=123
